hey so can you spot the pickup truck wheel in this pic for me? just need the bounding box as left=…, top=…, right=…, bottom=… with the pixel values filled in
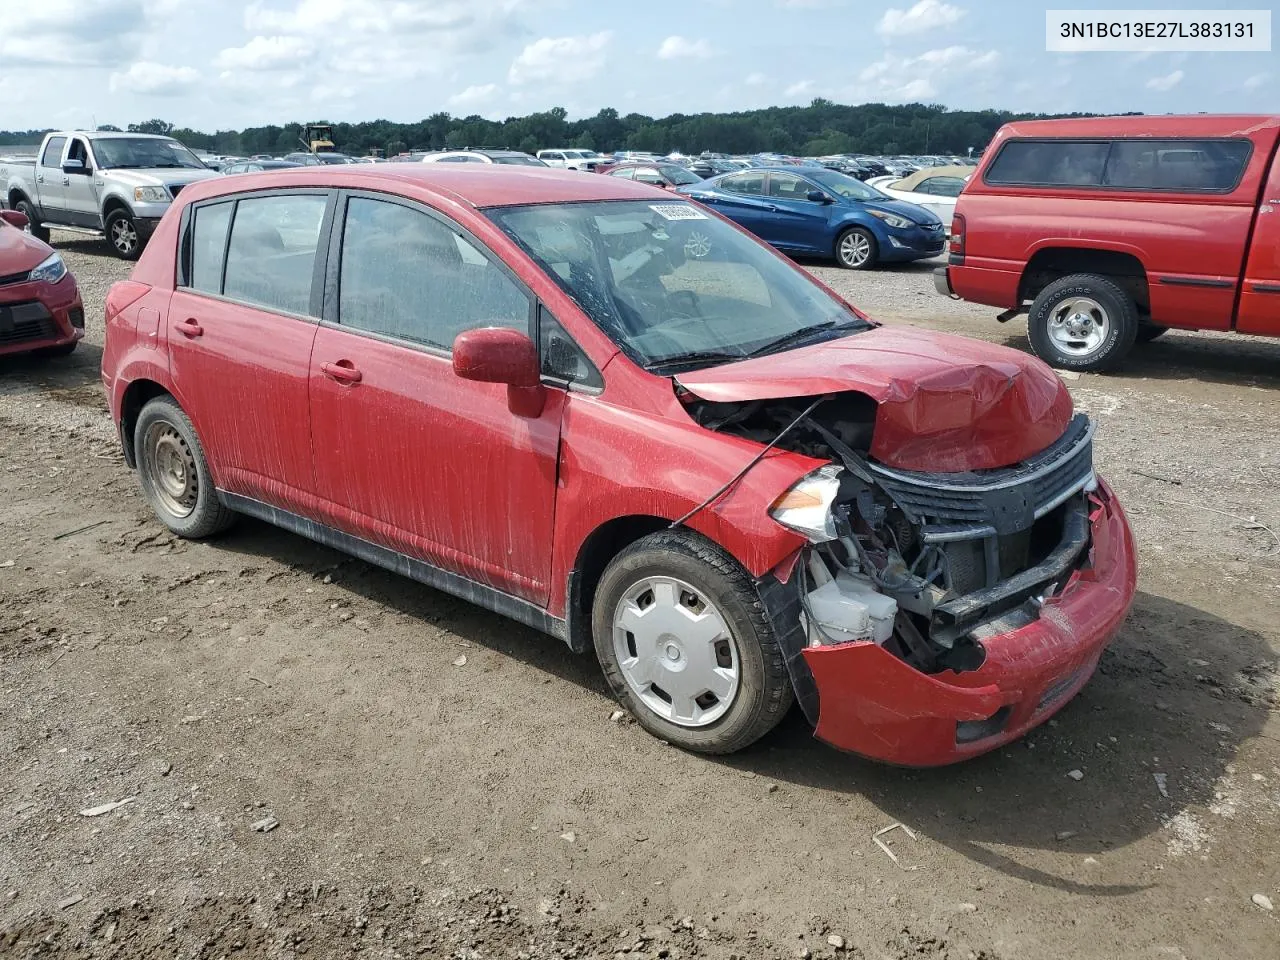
left=1136, top=323, right=1169, bottom=343
left=14, top=200, right=49, bottom=243
left=106, top=209, right=142, bottom=260
left=134, top=396, right=235, bottom=539
left=836, top=227, right=877, bottom=270
left=1027, top=273, right=1138, bottom=372
left=591, top=530, right=793, bottom=754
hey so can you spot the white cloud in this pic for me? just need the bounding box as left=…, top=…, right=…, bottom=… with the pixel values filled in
left=508, top=31, right=611, bottom=85
left=784, top=79, right=814, bottom=98
left=744, top=72, right=768, bottom=86
left=109, top=60, right=200, bottom=95
left=0, top=0, right=147, bottom=66
left=1145, top=69, right=1183, bottom=92
left=449, top=83, right=500, bottom=108
left=877, top=0, right=966, bottom=37
left=657, top=36, right=713, bottom=60
left=859, top=45, right=998, bottom=101
left=215, top=35, right=313, bottom=70
left=1242, top=72, right=1268, bottom=91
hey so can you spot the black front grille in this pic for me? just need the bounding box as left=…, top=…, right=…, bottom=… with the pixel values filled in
left=0, top=269, right=30, bottom=286
left=168, top=184, right=186, bottom=198
left=0, top=300, right=57, bottom=346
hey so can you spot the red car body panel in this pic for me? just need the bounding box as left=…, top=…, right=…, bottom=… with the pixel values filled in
left=805, top=482, right=1135, bottom=766
left=100, top=165, right=1138, bottom=766
left=677, top=326, right=1073, bottom=473
left=0, top=221, right=83, bottom=357
left=944, top=114, right=1280, bottom=338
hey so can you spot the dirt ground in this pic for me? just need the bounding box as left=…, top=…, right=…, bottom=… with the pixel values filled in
left=2, top=235, right=1278, bottom=960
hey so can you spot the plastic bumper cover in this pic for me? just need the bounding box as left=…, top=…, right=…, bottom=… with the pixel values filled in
left=933, top=266, right=954, bottom=297
left=798, top=481, right=1136, bottom=766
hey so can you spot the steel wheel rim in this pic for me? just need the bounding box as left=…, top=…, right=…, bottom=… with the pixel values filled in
left=684, top=231, right=712, bottom=259
left=840, top=231, right=870, bottom=266
left=111, top=217, right=137, bottom=255
left=1048, top=296, right=1109, bottom=357
left=144, top=422, right=198, bottom=519
left=612, top=575, right=740, bottom=727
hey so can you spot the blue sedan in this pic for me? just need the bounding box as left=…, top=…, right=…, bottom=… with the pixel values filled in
left=677, top=167, right=945, bottom=269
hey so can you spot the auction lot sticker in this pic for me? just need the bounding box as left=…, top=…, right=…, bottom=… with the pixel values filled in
left=650, top=204, right=707, bottom=220
left=1046, top=9, right=1271, bottom=51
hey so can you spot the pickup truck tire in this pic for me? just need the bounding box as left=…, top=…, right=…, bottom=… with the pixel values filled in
left=1027, top=273, right=1139, bottom=372
left=134, top=396, right=235, bottom=539
left=1136, top=323, right=1169, bottom=343
left=13, top=199, right=49, bottom=243
left=591, top=529, right=792, bottom=754
left=105, top=208, right=142, bottom=260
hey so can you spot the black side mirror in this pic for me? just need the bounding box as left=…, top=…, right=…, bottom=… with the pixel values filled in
left=807, top=190, right=832, bottom=204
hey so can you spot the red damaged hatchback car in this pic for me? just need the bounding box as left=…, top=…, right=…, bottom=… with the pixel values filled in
left=101, top=166, right=1136, bottom=765
left=0, top=209, right=84, bottom=357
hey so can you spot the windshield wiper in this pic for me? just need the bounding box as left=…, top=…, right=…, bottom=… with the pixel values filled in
left=647, top=349, right=750, bottom=373
left=745, top=321, right=844, bottom=358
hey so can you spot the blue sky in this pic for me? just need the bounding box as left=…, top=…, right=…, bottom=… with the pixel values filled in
left=2, top=1, right=1273, bottom=131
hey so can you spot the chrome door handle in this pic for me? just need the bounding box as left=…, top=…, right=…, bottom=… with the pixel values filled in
left=61, top=177, right=70, bottom=185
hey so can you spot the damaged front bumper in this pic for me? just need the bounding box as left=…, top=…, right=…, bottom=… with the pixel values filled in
left=760, top=480, right=1136, bottom=766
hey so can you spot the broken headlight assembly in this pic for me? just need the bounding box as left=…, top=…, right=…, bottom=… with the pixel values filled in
left=769, top=464, right=843, bottom=543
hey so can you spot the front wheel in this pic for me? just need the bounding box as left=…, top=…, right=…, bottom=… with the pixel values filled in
left=836, top=227, right=877, bottom=270
left=134, top=396, right=235, bottom=539
left=105, top=208, right=143, bottom=260
left=14, top=199, right=49, bottom=243
left=592, top=530, right=793, bottom=754
left=1027, top=273, right=1139, bottom=372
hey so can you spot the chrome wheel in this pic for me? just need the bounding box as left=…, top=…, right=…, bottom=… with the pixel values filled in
left=144, top=422, right=198, bottom=519
left=1048, top=296, right=1110, bottom=358
left=110, top=216, right=138, bottom=256
left=684, top=231, right=712, bottom=259
left=838, top=230, right=871, bottom=267
left=612, top=576, right=740, bottom=727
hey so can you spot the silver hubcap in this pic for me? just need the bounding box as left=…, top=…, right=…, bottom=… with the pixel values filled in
left=111, top=217, right=137, bottom=254
left=612, top=576, right=740, bottom=727
left=1048, top=296, right=1110, bottom=357
left=839, top=231, right=870, bottom=266
left=144, top=422, right=198, bottom=519
left=684, top=231, right=712, bottom=258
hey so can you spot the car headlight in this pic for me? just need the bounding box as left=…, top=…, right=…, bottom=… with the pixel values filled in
left=133, top=186, right=169, bottom=203
left=867, top=210, right=914, bottom=230
left=28, top=252, right=67, bottom=285
left=769, top=464, right=842, bottom=543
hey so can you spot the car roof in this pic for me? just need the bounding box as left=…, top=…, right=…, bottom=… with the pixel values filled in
left=996, top=114, right=1280, bottom=140
left=891, top=165, right=972, bottom=191
left=173, top=164, right=688, bottom=209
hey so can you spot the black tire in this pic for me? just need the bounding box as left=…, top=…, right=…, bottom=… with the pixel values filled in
left=1027, top=273, right=1139, bottom=372
left=105, top=208, right=143, bottom=261
left=33, top=342, right=77, bottom=358
left=13, top=198, right=49, bottom=243
left=591, top=529, right=793, bottom=754
left=1136, top=323, right=1169, bottom=344
left=134, top=396, right=235, bottom=539
left=835, top=226, right=878, bottom=270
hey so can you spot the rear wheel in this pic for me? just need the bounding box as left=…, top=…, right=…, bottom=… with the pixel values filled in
left=1027, top=273, right=1139, bottom=372
left=836, top=227, right=877, bottom=270
left=134, top=396, right=235, bottom=539
left=105, top=208, right=142, bottom=260
left=591, top=530, right=792, bottom=754
left=13, top=199, right=49, bottom=243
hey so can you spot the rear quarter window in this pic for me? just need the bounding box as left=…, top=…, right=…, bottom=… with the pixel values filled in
left=986, top=137, right=1253, bottom=193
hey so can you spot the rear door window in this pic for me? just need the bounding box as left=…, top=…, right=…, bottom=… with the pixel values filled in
left=985, top=141, right=1109, bottom=186
left=1102, top=139, right=1251, bottom=191
left=41, top=137, right=67, bottom=168
left=222, top=194, right=328, bottom=315
left=721, top=172, right=765, bottom=196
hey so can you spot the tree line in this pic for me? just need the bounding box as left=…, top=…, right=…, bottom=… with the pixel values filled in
left=1, top=100, right=1113, bottom=157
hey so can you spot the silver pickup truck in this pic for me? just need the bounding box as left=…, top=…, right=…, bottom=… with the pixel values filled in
left=0, top=131, right=220, bottom=260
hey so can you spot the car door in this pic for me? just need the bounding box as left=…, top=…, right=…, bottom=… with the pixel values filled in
left=35, top=136, right=68, bottom=215
left=61, top=137, right=99, bottom=228
left=1237, top=152, right=1280, bottom=337
left=758, top=172, right=832, bottom=252
left=167, top=190, right=332, bottom=514
left=307, top=192, right=565, bottom=604
left=695, top=171, right=767, bottom=231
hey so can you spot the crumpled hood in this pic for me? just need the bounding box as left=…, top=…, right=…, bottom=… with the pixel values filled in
left=0, top=222, right=55, bottom=275
left=676, top=326, right=1073, bottom=472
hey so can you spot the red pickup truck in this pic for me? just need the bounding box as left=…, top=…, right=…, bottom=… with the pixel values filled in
left=935, top=115, right=1280, bottom=370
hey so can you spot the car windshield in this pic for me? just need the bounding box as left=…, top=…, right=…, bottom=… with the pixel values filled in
left=487, top=200, right=869, bottom=371
left=92, top=137, right=208, bottom=170
left=493, top=155, right=546, bottom=166
left=803, top=168, right=885, bottom=200
left=660, top=165, right=702, bottom=186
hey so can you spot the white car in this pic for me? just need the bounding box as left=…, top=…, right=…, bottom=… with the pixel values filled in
left=868, top=164, right=971, bottom=221
left=536, top=149, right=603, bottom=171
left=421, top=149, right=546, bottom=166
